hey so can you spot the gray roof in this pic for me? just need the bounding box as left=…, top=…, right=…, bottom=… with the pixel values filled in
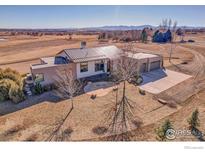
left=31, top=56, right=68, bottom=69
left=63, top=45, right=123, bottom=63
left=126, top=52, right=158, bottom=60
left=31, top=57, right=56, bottom=69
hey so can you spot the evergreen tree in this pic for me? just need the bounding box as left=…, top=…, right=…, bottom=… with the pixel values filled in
left=152, top=30, right=159, bottom=42
left=187, top=109, right=200, bottom=130
left=141, top=28, right=148, bottom=43
left=155, top=119, right=173, bottom=141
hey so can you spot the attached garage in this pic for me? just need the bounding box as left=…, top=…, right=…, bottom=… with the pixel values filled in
left=126, top=52, right=163, bottom=73
left=150, top=61, right=161, bottom=71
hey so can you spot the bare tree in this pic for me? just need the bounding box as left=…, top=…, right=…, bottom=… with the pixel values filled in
left=162, top=19, right=168, bottom=31
left=105, top=43, right=142, bottom=141
left=168, top=19, right=172, bottom=30
left=169, top=20, right=178, bottom=62
left=46, top=68, right=82, bottom=141
left=181, top=26, right=186, bottom=41
left=56, top=69, right=82, bottom=109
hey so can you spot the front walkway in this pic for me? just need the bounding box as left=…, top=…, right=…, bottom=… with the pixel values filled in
left=139, top=69, right=192, bottom=94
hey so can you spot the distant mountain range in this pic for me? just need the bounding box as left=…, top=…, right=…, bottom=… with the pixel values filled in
left=81, top=25, right=155, bottom=31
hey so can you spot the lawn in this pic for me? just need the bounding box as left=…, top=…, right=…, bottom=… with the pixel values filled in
left=0, top=82, right=180, bottom=141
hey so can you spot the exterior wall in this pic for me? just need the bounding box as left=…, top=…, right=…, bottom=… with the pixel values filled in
left=31, top=53, right=163, bottom=85
left=137, top=58, right=149, bottom=73
left=111, top=59, right=120, bottom=71
left=76, top=59, right=108, bottom=79
left=31, top=63, right=76, bottom=86
left=147, top=56, right=162, bottom=71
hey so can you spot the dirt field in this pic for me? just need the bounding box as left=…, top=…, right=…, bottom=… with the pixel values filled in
left=0, top=34, right=103, bottom=73
left=0, top=83, right=181, bottom=141
left=0, top=34, right=193, bottom=73
left=0, top=33, right=205, bottom=141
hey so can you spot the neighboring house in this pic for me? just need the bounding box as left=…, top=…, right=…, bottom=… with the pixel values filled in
left=30, top=44, right=163, bottom=86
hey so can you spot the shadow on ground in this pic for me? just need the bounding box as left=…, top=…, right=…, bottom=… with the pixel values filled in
left=192, top=128, right=205, bottom=141
left=140, top=69, right=167, bottom=85
left=0, top=91, right=61, bottom=116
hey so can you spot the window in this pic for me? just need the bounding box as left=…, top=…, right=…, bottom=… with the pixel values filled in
left=95, top=60, right=104, bottom=72
left=34, top=73, right=44, bottom=82
left=80, top=62, right=88, bottom=72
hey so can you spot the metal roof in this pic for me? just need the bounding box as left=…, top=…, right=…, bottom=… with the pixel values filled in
left=63, top=45, right=123, bottom=63
left=31, top=56, right=68, bottom=69
left=41, top=57, right=55, bottom=64
left=31, top=57, right=56, bottom=69
left=126, top=52, right=158, bottom=60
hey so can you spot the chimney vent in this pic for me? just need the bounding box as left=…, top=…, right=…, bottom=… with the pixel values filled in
left=80, top=41, right=86, bottom=49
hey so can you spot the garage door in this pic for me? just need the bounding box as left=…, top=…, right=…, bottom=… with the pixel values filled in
left=140, top=63, right=147, bottom=73
left=150, top=61, right=160, bottom=71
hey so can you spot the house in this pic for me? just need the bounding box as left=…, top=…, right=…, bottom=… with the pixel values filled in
left=30, top=43, right=163, bottom=86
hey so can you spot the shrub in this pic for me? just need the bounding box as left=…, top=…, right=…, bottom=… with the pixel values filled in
left=132, top=120, right=143, bottom=128
left=63, top=128, right=73, bottom=136
left=136, top=75, right=143, bottom=85
left=90, top=94, right=97, bottom=99
left=92, top=126, right=107, bottom=135
left=34, top=82, right=44, bottom=95
left=128, top=74, right=143, bottom=85
left=21, top=73, right=27, bottom=78
left=43, top=84, right=51, bottom=92
left=155, top=119, right=173, bottom=141
left=139, top=89, right=145, bottom=95
left=0, top=68, right=22, bottom=86
left=43, top=84, right=57, bottom=92
left=187, top=109, right=200, bottom=130
left=9, top=83, right=25, bottom=103
left=0, top=68, right=25, bottom=103
left=0, top=79, right=15, bottom=102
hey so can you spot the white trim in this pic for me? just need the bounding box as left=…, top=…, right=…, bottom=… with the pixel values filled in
left=76, top=60, right=107, bottom=79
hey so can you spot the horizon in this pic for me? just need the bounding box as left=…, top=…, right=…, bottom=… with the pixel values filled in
left=0, top=24, right=205, bottom=30
left=0, top=6, right=205, bottom=28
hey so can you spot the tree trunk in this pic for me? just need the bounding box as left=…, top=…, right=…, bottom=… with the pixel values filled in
left=122, top=80, right=126, bottom=99
left=169, top=43, right=173, bottom=62
left=71, top=98, right=74, bottom=110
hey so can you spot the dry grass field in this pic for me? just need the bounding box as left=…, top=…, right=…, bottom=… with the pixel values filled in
left=0, top=33, right=205, bottom=141
left=0, top=34, right=101, bottom=73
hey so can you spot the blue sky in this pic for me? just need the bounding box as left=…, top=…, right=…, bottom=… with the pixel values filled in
left=0, top=5, right=205, bottom=28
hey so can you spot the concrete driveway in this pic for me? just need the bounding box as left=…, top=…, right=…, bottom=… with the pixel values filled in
left=139, top=69, right=192, bottom=94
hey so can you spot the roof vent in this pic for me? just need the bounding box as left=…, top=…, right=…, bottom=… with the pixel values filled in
left=80, top=41, right=86, bottom=49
